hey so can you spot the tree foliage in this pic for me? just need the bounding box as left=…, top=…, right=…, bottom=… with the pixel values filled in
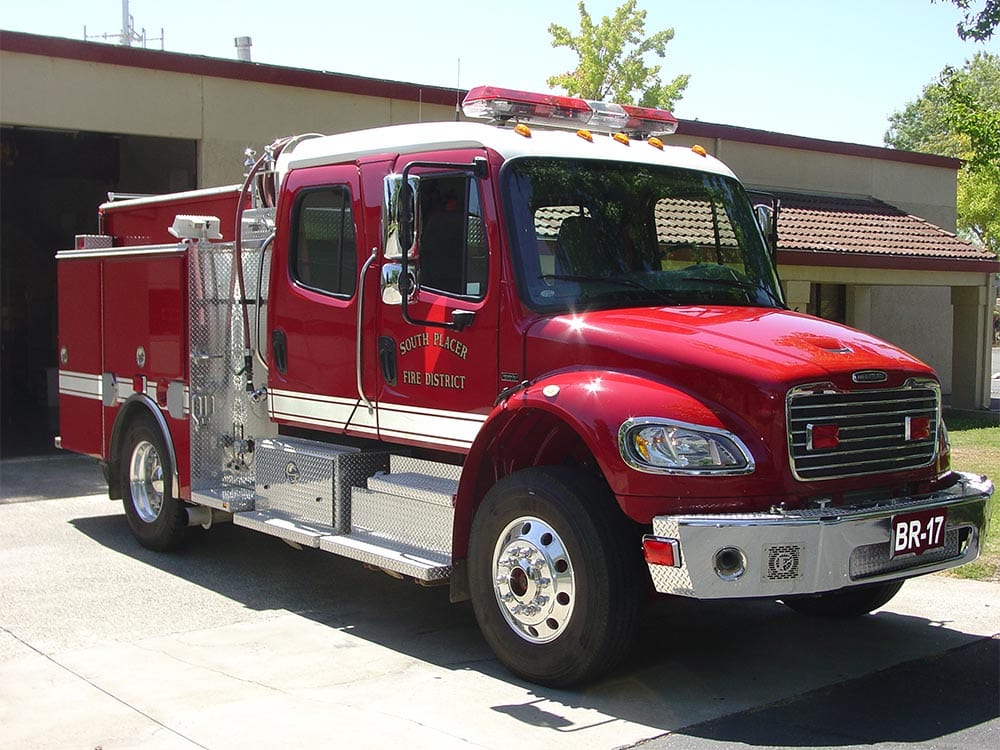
left=546, top=1, right=689, bottom=110
left=885, top=53, right=1000, bottom=253
left=938, top=0, right=1000, bottom=41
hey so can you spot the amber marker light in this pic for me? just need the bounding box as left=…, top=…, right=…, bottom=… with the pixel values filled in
left=647, top=136, right=664, bottom=150
left=692, top=144, right=708, bottom=157
left=577, top=129, right=594, bottom=142
left=514, top=123, right=532, bottom=138
left=613, top=132, right=630, bottom=145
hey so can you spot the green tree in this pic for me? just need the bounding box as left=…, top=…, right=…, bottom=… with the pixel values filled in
left=546, top=0, right=689, bottom=110
left=937, top=0, right=1000, bottom=41
left=885, top=52, right=1000, bottom=253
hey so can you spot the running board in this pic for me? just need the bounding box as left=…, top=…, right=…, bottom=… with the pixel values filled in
left=320, top=533, right=451, bottom=582
left=232, top=509, right=452, bottom=581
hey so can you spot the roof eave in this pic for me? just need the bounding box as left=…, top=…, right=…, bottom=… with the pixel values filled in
left=778, top=248, right=1000, bottom=274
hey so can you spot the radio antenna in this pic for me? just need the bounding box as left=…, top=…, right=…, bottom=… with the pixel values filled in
left=455, top=58, right=461, bottom=121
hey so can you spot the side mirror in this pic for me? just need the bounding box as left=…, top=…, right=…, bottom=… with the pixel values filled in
left=397, top=181, right=416, bottom=255
left=382, top=174, right=419, bottom=261
left=754, top=204, right=773, bottom=238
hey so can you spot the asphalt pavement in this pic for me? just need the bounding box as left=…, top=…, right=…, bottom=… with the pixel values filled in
left=0, top=455, right=997, bottom=750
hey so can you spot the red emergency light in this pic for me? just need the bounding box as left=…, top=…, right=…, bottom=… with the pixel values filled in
left=462, top=85, right=679, bottom=137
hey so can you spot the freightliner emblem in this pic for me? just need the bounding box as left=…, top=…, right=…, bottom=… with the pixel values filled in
left=852, top=370, right=887, bottom=384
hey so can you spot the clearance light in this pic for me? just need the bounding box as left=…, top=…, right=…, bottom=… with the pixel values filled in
left=577, top=129, right=594, bottom=142
left=514, top=123, right=532, bottom=138
left=647, top=136, right=664, bottom=150
left=462, top=85, right=679, bottom=137
left=691, top=144, right=708, bottom=157
left=613, top=132, right=630, bottom=146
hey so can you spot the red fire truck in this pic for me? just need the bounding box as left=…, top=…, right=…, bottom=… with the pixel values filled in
left=56, top=86, right=993, bottom=686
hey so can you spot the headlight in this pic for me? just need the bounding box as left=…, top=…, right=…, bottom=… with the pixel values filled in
left=619, top=418, right=754, bottom=475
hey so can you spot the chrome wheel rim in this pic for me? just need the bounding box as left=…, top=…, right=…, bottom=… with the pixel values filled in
left=128, top=440, right=165, bottom=523
left=491, top=516, right=575, bottom=643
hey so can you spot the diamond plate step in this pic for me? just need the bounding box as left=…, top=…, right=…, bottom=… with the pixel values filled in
left=320, top=533, right=451, bottom=582
left=233, top=509, right=335, bottom=548
left=365, top=471, right=457, bottom=506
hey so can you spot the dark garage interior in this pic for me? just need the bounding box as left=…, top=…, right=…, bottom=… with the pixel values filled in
left=0, top=126, right=197, bottom=457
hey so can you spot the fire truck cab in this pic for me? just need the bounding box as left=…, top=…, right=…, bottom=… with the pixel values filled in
left=56, top=86, right=993, bottom=687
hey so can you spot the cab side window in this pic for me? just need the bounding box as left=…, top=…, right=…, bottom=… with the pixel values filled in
left=291, top=187, right=357, bottom=297
left=418, top=175, right=488, bottom=299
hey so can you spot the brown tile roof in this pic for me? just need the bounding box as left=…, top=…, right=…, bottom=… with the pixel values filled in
left=775, top=193, right=995, bottom=263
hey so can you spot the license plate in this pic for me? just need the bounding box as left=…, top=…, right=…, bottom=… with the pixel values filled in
left=890, top=508, right=948, bottom=558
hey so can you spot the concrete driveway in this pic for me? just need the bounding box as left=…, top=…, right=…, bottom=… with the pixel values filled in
left=1, top=455, right=997, bottom=749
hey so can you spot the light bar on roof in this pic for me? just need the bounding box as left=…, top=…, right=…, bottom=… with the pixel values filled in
left=621, top=104, right=679, bottom=136
left=462, top=85, right=678, bottom=137
left=462, top=86, right=591, bottom=126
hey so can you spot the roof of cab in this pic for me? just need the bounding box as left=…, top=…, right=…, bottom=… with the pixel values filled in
left=278, top=121, right=737, bottom=179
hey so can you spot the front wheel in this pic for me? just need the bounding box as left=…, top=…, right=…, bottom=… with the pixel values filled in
left=468, top=467, right=642, bottom=687
left=782, top=580, right=904, bottom=618
left=120, top=412, right=188, bottom=551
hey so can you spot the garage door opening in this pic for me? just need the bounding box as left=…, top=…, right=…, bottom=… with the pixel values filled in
left=0, top=127, right=197, bottom=457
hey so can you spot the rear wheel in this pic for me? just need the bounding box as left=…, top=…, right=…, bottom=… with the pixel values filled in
left=120, top=413, right=187, bottom=551
left=468, top=466, right=642, bottom=687
left=782, top=580, right=904, bottom=618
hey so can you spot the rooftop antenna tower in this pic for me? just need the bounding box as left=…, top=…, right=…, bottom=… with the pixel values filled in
left=85, top=0, right=164, bottom=50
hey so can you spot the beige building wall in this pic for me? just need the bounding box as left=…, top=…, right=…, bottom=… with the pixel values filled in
left=0, top=49, right=456, bottom=186
left=671, top=135, right=959, bottom=230
left=870, top=286, right=954, bottom=393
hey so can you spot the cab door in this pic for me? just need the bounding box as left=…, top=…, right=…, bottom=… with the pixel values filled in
left=375, top=155, right=500, bottom=452
left=267, top=164, right=376, bottom=438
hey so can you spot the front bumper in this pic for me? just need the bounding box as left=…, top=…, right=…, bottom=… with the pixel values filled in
left=645, top=472, right=993, bottom=598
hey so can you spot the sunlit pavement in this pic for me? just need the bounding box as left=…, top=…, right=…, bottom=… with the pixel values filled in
left=1, top=456, right=997, bottom=750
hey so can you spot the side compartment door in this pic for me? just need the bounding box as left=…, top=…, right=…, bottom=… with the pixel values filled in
left=375, top=157, right=500, bottom=451
left=56, top=257, right=104, bottom=458
left=267, top=164, right=375, bottom=437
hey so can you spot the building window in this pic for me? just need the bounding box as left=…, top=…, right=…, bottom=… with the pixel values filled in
left=291, top=187, right=357, bottom=297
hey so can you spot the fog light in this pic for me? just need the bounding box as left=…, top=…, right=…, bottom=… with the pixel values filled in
left=714, top=546, right=746, bottom=581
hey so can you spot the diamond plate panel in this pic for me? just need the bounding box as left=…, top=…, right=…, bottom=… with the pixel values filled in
left=255, top=437, right=388, bottom=531
left=187, top=233, right=277, bottom=510
left=351, top=487, right=454, bottom=555
left=647, top=517, right=695, bottom=595
left=849, top=527, right=964, bottom=579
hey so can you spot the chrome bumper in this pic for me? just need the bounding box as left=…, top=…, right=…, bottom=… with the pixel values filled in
left=645, top=472, right=993, bottom=599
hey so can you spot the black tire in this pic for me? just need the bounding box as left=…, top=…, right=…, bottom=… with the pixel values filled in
left=468, top=466, right=642, bottom=687
left=120, top=412, right=188, bottom=552
left=782, top=580, right=904, bottom=618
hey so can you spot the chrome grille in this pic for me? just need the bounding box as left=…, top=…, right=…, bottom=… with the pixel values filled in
left=787, top=381, right=939, bottom=481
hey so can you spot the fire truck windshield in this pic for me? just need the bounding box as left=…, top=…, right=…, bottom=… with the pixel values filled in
left=502, top=158, right=784, bottom=312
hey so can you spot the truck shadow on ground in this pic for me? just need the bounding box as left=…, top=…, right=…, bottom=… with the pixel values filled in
left=71, top=512, right=998, bottom=746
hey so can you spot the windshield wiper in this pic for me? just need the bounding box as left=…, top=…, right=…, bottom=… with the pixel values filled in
left=685, top=276, right=786, bottom=308
left=538, top=273, right=680, bottom=305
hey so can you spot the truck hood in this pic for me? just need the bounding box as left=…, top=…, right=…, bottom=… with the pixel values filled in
left=524, top=306, right=935, bottom=408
